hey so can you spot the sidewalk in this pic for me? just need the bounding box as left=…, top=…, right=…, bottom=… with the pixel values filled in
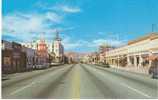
left=110, top=65, right=149, bottom=74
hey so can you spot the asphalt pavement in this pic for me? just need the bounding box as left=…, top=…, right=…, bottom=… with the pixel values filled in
left=2, top=64, right=158, bottom=99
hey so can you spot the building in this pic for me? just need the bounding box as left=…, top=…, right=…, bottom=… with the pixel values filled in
left=2, top=40, right=26, bottom=74
left=49, top=52, right=55, bottom=64
left=12, top=42, right=26, bottom=72
left=80, top=54, right=91, bottom=63
left=99, top=43, right=113, bottom=53
left=89, top=52, right=100, bottom=64
left=64, top=52, right=80, bottom=63
left=22, top=46, right=36, bottom=70
left=98, top=43, right=114, bottom=63
left=2, top=40, right=13, bottom=74
left=52, top=31, right=64, bottom=63
left=64, top=52, right=74, bottom=64
left=21, top=40, right=37, bottom=50
left=105, top=33, right=158, bottom=69
left=36, top=34, right=49, bottom=65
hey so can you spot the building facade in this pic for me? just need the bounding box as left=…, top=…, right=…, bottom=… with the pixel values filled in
left=98, top=44, right=114, bottom=63
left=64, top=52, right=80, bottom=64
left=52, top=31, right=64, bottom=63
left=36, top=35, right=49, bottom=65
left=105, top=33, right=158, bottom=69
left=2, top=40, right=13, bottom=74
left=22, top=47, right=36, bottom=70
left=12, top=42, right=26, bottom=72
left=2, top=40, right=27, bottom=74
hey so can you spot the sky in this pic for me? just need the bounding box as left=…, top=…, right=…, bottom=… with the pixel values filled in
left=2, top=0, right=158, bottom=52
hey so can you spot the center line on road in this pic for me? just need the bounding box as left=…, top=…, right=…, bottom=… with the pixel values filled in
left=10, top=81, right=36, bottom=96
left=71, top=65, right=80, bottom=99
left=120, top=83, right=151, bottom=98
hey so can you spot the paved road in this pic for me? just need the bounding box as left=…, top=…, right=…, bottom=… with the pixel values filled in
left=2, top=64, right=158, bottom=99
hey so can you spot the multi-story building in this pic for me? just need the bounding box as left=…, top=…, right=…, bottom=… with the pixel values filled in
left=98, top=43, right=114, bottom=63
left=21, top=40, right=37, bottom=50
left=2, top=40, right=13, bottom=74
left=90, top=52, right=100, bottom=64
left=12, top=42, right=26, bottom=72
left=36, top=35, right=49, bottom=65
left=22, top=46, right=36, bottom=70
left=52, top=31, right=64, bottom=63
left=2, top=40, right=26, bottom=74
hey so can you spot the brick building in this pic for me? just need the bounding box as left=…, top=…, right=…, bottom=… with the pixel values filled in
left=2, top=40, right=26, bottom=74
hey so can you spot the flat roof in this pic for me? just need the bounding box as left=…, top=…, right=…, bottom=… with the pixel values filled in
left=128, top=32, right=158, bottom=45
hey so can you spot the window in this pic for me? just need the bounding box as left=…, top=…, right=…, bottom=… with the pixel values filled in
left=4, top=57, right=11, bottom=66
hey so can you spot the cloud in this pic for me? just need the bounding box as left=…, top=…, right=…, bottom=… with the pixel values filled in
left=92, top=39, right=126, bottom=47
left=3, top=12, right=62, bottom=32
left=62, top=36, right=127, bottom=51
left=45, top=12, right=62, bottom=23
left=35, top=1, right=81, bottom=14
left=2, top=12, right=64, bottom=42
left=2, top=11, right=126, bottom=51
left=60, top=5, right=81, bottom=13
left=62, top=37, right=82, bottom=49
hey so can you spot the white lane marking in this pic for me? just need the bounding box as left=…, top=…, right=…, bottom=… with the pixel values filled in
left=10, top=81, right=35, bottom=95
left=121, top=83, right=151, bottom=98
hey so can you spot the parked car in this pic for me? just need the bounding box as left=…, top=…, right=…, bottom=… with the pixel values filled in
left=96, top=62, right=110, bottom=68
left=149, top=60, right=158, bottom=79
left=34, top=63, right=50, bottom=70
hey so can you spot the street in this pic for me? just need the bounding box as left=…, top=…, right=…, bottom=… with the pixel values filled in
left=2, top=64, right=158, bottom=99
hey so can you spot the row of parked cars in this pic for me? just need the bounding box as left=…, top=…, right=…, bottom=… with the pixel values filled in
left=32, top=63, right=64, bottom=70
left=32, top=63, right=50, bottom=70
left=95, top=62, right=110, bottom=68
left=96, top=62, right=158, bottom=79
